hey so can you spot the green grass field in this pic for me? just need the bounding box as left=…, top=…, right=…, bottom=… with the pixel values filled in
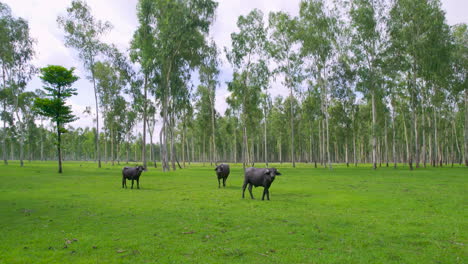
left=0, top=161, right=466, bottom=263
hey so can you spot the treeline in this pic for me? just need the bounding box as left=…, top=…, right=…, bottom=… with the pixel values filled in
left=0, top=0, right=466, bottom=171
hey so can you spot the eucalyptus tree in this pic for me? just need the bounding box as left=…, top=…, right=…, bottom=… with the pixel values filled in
left=389, top=0, right=452, bottom=169
left=57, top=0, right=112, bottom=168
left=146, top=102, right=157, bottom=167
left=142, top=0, right=217, bottom=171
left=0, top=2, right=13, bottom=164
left=33, top=66, right=79, bottom=173
left=349, top=0, right=387, bottom=169
left=130, top=0, right=157, bottom=169
left=0, top=2, right=35, bottom=165
left=0, top=80, right=13, bottom=165
left=260, top=92, right=272, bottom=166
left=93, top=60, right=129, bottom=165
left=302, top=84, right=322, bottom=166
left=330, top=53, right=356, bottom=167
left=269, top=95, right=286, bottom=163
left=450, top=24, right=467, bottom=166
left=268, top=11, right=303, bottom=167
left=199, top=41, right=220, bottom=165
left=194, top=84, right=212, bottom=164
left=226, top=9, right=270, bottom=169
left=297, top=0, right=338, bottom=169
left=16, top=91, right=37, bottom=166
left=123, top=110, right=137, bottom=164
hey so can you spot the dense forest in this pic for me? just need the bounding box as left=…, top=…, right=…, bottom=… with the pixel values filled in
left=0, top=0, right=466, bottom=171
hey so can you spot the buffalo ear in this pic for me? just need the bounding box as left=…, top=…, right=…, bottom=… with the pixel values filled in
left=264, top=169, right=270, bottom=175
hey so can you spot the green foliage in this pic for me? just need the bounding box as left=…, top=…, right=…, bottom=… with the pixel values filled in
left=34, top=65, right=78, bottom=129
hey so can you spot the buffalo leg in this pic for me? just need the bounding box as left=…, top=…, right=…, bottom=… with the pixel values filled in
left=122, top=178, right=126, bottom=188
left=131, top=179, right=134, bottom=189
left=248, top=184, right=254, bottom=199
left=242, top=181, right=247, bottom=198
left=218, top=178, right=221, bottom=188
left=223, top=177, right=226, bottom=187
left=266, top=189, right=270, bottom=200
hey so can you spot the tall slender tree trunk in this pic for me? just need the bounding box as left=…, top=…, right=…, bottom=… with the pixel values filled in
left=427, top=118, right=433, bottom=165
left=142, top=75, right=148, bottom=169
left=392, top=110, right=397, bottom=168
left=414, top=110, right=419, bottom=168
left=242, top=125, right=247, bottom=170
left=19, top=133, right=24, bottom=167
left=182, top=121, right=186, bottom=168
left=203, top=133, right=206, bottom=166
left=326, top=111, right=331, bottom=169
left=170, top=114, right=176, bottom=170
left=57, top=121, right=62, bottom=174
left=464, top=86, right=468, bottom=166
left=411, top=71, right=419, bottom=169
left=309, top=122, right=313, bottom=165
left=385, top=118, right=389, bottom=167
left=353, top=130, right=357, bottom=167
left=234, top=128, right=237, bottom=164
left=264, top=116, right=268, bottom=167
left=319, top=121, right=323, bottom=166
left=403, top=113, right=411, bottom=169
left=372, top=91, right=377, bottom=170
left=2, top=66, right=8, bottom=165
left=104, top=134, right=107, bottom=163
left=40, top=123, right=44, bottom=161
left=159, top=123, right=164, bottom=169
left=91, top=67, right=101, bottom=168
left=162, top=96, right=169, bottom=171
left=422, top=93, right=426, bottom=168
left=126, top=138, right=129, bottom=164
left=279, top=136, right=282, bottom=164
left=433, top=108, right=438, bottom=167
left=111, top=128, right=114, bottom=166
left=210, top=89, right=216, bottom=166
left=452, top=120, right=461, bottom=164
left=289, top=87, right=295, bottom=168
left=345, top=136, right=349, bottom=167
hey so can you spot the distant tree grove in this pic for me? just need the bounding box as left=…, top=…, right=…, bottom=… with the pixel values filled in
left=0, top=0, right=466, bottom=171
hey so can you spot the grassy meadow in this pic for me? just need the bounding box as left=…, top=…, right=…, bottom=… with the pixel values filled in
left=0, top=161, right=466, bottom=263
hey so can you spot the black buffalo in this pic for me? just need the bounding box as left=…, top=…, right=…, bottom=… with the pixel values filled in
left=122, top=166, right=145, bottom=189
left=242, top=167, right=282, bottom=200
left=215, top=163, right=230, bottom=188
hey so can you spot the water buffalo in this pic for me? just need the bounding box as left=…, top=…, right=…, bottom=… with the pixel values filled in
left=122, top=166, right=145, bottom=189
left=215, top=163, right=230, bottom=188
left=242, top=167, right=282, bottom=200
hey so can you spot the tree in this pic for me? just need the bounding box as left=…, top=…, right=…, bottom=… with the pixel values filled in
left=450, top=24, right=467, bottom=166
left=199, top=40, right=220, bottom=165
left=57, top=0, right=112, bottom=168
left=298, top=0, right=338, bottom=169
left=34, top=65, right=78, bottom=173
left=0, top=2, right=35, bottom=165
left=389, top=0, right=452, bottom=169
left=268, top=11, right=302, bottom=167
left=130, top=0, right=157, bottom=170
left=226, top=9, right=270, bottom=170
left=349, top=0, right=386, bottom=169
left=137, top=0, right=217, bottom=171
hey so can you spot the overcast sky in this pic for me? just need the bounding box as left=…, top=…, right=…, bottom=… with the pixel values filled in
left=3, top=0, right=467, bottom=141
